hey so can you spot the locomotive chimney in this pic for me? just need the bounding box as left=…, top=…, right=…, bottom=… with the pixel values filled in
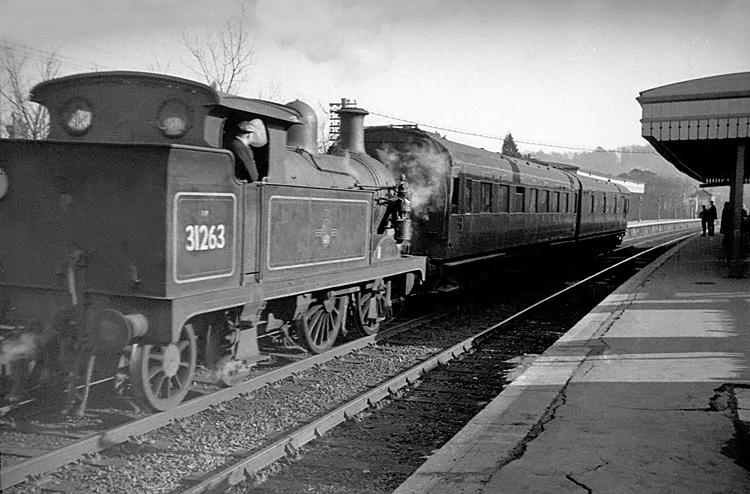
left=286, top=100, right=318, bottom=153
left=338, top=99, right=368, bottom=154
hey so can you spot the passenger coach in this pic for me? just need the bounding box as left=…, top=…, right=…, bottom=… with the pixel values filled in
left=364, top=126, right=630, bottom=277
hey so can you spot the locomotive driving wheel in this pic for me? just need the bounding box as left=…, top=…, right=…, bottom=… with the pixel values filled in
left=296, top=294, right=346, bottom=354
left=130, top=323, right=197, bottom=411
left=352, top=286, right=388, bottom=336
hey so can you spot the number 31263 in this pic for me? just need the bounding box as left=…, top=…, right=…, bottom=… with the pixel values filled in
left=185, top=224, right=226, bottom=251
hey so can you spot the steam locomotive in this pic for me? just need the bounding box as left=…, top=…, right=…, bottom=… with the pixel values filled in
left=0, top=71, right=629, bottom=413
left=0, top=72, right=425, bottom=412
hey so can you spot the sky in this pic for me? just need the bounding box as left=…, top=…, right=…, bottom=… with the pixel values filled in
left=1, top=0, right=748, bottom=154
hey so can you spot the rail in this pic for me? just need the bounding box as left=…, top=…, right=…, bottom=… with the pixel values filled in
left=181, top=233, right=697, bottom=493
left=0, top=310, right=445, bottom=490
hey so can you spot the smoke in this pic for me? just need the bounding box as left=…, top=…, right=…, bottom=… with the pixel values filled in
left=336, top=151, right=358, bottom=179
left=0, top=331, right=40, bottom=368
left=374, top=141, right=450, bottom=215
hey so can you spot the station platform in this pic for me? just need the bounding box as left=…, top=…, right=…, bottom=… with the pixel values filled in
left=394, top=235, right=750, bottom=493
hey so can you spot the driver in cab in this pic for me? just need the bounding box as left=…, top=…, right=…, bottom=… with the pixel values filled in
left=224, top=119, right=267, bottom=182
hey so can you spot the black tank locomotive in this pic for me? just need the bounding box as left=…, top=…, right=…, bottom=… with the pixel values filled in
left=0, top=72, right=425, bottom=412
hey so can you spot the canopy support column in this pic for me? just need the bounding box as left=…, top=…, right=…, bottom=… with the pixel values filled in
left=729, top=142, right=746, bottom=278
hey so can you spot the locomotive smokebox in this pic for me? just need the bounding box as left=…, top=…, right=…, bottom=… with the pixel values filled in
left=338, top=105, right=369, bottom=154
left=286, top=100, right=318, bottom=153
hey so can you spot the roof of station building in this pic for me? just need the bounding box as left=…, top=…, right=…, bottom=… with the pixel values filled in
left=637, top=72, right=750, bottom=186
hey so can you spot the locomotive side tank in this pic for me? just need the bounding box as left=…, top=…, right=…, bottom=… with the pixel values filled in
left=364, top=125, right=629, bottom=275
left=0, top=72, right=425, bottom=411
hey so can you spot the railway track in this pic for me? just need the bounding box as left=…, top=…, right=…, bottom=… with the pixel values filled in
left=218, top=234, right=697, bottom=494
left=0, top=309, right=444, bottom=491
left=0, top=231, right=696, bottom=493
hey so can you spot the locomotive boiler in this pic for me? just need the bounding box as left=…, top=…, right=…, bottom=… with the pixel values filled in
left=0, top=72, right=425, bottom=412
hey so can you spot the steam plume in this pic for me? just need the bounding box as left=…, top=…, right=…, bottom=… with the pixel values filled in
left=374, top=140, right=450, bottom=215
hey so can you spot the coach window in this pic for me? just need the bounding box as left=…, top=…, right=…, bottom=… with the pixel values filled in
left=480, top=182, right=492, bottom=213
left=590, top=194, right=595, bottom=214
left=539, top=190, right=548, bottom=213
left=602, top=195, right=607, bottom=213
left=451, top=177, right=460, bottom=214
left=498, top=185, right=509, bottom=212
left=563, top=193, right=569, bottom=212
left=624, top=199, right=629, bottom=214
left=465, top=179, right=473, bottom=214
left=614, top=197, right=618, bottom=214
left=529, top=189, right=538, bottom=213
left=514, top=187, right=526, bottom=213
left=553, top=191, right=560, bottom=212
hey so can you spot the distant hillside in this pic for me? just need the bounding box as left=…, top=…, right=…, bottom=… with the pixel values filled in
left=528, top=144, right=682, bottom=178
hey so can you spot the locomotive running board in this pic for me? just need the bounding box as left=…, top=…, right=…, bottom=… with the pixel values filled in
left=442, top=252, right=507, bottom=267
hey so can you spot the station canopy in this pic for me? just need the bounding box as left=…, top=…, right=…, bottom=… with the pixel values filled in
left=637, top=72, right=750, bottom=186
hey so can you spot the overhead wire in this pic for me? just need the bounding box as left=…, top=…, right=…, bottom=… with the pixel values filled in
left=0, top=26, right=166, bottom=74
left=367, top=109, right=659, bottom=155
left=0, top=35, right=114, bottom=73
left=3, top=31, right=658, bottom=157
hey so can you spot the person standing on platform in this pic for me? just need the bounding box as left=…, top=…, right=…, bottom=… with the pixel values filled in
left=708, top=201, right=717, bottom=236
left=699, top=205, right=709, bottom=236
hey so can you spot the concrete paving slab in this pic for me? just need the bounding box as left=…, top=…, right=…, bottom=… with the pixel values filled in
left=394, top=236, right=750, bottom=494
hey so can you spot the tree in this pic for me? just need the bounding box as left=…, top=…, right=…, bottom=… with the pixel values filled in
left=502, top=132, right=521, bottom=158
left=0, top=43, right=61, bottom=139
left=180, top=0, right=258, bottom=94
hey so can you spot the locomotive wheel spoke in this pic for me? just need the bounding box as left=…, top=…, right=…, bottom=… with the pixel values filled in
left=130, top=324, right=197, bottom=411
left=172, top=373, right=185, bottom=388
left=296, top=296, right=345, bottom=354
left=148, top=364, right=162, bottom=380
left=152, top=373, right=167, bottom=393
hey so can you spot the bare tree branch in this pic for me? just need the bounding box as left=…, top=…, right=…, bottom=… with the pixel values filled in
left=147, top=58, right=173, bottom=75
left=180, top=0, right=259, bottom=95
left=0, top=43, right=60, bottom=139
left=256, top=76, right=283, bottom=102
left=316, top=102, right=330, bottom=153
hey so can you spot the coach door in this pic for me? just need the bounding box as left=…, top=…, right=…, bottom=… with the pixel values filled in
left=242, top=183, right=262, bottom=281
